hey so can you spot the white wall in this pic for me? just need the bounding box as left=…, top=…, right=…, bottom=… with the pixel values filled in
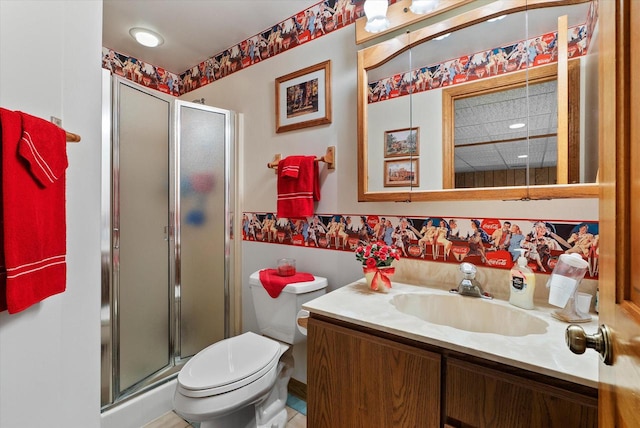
left=368, top=89, right=443, bottom=191
left=184, top=25, right=599, bottom=383
left=183, top=27, right=355, bottom=216
left=0, top=1, right=103, bottom=427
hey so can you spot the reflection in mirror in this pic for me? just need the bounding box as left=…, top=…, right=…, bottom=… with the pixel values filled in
left=444, top=61, right=586, bottom=189
left=454, top=81, right=558, bottom=187
left=358, top=0, right=599, bottom=201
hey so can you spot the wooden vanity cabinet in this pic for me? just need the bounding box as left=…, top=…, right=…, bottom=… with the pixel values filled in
left=445, top=358, right=597, bottom=428
left=307, top=316, right=597, bottom=428
left=307, top=317, right=441, bottom=428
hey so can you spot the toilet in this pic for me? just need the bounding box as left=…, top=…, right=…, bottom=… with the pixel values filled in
left=173, top=270, right=327, bottom=428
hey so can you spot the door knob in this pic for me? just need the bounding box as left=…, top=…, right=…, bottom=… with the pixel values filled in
left=566, top=324, right=613, bottom=365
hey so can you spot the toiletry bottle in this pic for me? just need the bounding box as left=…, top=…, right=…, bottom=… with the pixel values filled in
left=509, top=249, right=536, bottom=309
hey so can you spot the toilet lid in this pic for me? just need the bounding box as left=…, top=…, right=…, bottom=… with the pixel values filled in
left=177, top=332, right=281, bottom=397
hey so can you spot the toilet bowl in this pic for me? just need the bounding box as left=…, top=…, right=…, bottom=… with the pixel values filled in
left=173, top=271, right=327, bottom=428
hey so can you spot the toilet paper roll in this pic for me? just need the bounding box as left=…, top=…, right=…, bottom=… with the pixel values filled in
left=296, top=309, right=310, bottom=336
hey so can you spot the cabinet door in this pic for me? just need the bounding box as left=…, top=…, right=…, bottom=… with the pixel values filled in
left=445, top=358, right=597, bottom=428
left=308, top=318, right=441, bottom=428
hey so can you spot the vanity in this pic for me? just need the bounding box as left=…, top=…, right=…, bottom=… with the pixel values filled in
left=303, top=281, right=598, bottom=428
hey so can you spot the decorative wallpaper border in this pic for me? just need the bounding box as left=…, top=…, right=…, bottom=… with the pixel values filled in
left=102, top=0, right=394, bottom=96
left=368, top=23, right=589, bottom=104
left=367, top=1, right=599, bottom=104
left=101, top=48, right=183, bottom=96
left=101, top=0, right=598, bottom=100
left=242, top=212, right=599, bottom=280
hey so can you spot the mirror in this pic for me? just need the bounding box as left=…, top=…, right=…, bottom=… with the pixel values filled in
left=357, top=0, right=599, bottom=201
left=444, top=60, right=588, bottom=188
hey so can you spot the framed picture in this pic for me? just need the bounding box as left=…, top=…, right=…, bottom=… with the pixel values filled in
left=384, top=158, right=419, bottom=187
left=384, top=127, right=420, bottom=158
left=275, top=60, right=332, bottom=133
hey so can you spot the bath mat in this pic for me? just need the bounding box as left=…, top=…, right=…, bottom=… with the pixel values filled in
left=286, top=393, right=307, bottom=416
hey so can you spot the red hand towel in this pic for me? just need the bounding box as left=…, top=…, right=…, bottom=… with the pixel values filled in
left=258, top=268, right=315, bottom=298
left=277, top=155, right=320, bottom=219
left=0, top=108, right=68, bottom=313
left=280, top=156, right=301, bottom=178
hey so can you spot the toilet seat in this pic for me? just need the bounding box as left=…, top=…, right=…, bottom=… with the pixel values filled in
left=177, top=332, right=281, bottom=398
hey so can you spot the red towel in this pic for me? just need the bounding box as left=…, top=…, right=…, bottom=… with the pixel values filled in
left=0, top=108, right=68, bottom=313
left=276, top=155, right=320, bottom=219
left=258, top=268, right=315, bottom=298
left=280, top=156, right=301, bottom=178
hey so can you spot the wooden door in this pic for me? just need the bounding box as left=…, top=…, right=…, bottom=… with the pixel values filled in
left=597, top=0, right=640, bottom=426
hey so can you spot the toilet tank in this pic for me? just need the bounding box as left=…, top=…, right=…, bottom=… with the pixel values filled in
left=249, top=270, right=327, bottom=344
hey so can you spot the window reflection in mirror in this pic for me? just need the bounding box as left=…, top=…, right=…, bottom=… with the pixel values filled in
left=453, top=80, right=558, bottom=187
left=444, top=61, right=588, bottom=189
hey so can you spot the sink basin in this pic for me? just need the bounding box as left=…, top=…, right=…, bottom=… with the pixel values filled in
left=391, top=293, right=548, bottom=336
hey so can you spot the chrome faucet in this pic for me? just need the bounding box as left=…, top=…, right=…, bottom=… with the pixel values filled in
left=450, top=262, right=493, bottom=299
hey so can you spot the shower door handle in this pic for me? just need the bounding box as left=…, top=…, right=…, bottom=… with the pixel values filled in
left=113, top=227, right=120, bottom=249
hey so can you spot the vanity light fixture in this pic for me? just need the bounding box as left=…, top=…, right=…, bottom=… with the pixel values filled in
left=509, top=123, right=526, bottom=129
left=409, top=0, right=440, bottom=15
left=129, top=27, right=164, bottom=48
left=434, top=33, right=451, bottom=41
left=363, top=0, right=391, bottom=33
left=487, top=14, right=507, bottom=23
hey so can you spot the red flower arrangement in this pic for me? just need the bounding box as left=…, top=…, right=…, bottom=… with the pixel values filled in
left=355, top=241, right=401, bottom=268
left=355, top=241, right=401, bottom=291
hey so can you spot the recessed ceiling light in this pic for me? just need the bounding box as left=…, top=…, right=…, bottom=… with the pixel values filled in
left=129, top=27, right=164, bottom=48
left=509, top=123, right=526, bottom=129
left=434, top=33, right=451, bottom=41
left=518, top=154, right=528, bottom=159
left=487, top=15, right=507, bottom=23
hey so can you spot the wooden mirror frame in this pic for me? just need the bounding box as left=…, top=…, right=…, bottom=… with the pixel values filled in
left=357, top=0, right=599, bottom=202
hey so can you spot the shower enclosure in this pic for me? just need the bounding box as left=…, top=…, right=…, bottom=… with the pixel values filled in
left=101, top=76, right=235, bottom=408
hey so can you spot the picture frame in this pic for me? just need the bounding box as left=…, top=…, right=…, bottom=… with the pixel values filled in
left=275, top=60, right=332, bottom=133
left=384, top=127, right=420, bottom=158
left=384, top=158, right=419, bottom=187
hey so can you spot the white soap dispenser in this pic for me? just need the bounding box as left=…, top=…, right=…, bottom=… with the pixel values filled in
left=509, top=249, right=536, bottom=309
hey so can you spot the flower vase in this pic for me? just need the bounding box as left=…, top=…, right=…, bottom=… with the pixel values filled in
left=363, top=266, right=395, bottom=292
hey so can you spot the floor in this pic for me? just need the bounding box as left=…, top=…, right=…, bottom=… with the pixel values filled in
left=144, top=399, right=306, bottom=427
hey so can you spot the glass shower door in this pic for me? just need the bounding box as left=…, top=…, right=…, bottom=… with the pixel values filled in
left=175, top=101, right=232, bottom=358
left=102, top=79, right=234, bottom=409
left=114, top=80, right=171, bottom=394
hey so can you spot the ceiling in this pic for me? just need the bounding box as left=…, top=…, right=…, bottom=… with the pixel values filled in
left=102, top=0, right=319, bottom=74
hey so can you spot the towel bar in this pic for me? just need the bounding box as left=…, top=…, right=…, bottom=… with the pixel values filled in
left=66, top=131, right=81, bottom=142
left=267, top=146, right=335, bottom=173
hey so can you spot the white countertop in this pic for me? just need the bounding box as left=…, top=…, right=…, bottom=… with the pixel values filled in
left=303, top=280, right=599, bottom=389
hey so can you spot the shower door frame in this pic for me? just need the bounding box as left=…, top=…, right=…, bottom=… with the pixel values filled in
left=101, top=76, right=233, bottom=410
